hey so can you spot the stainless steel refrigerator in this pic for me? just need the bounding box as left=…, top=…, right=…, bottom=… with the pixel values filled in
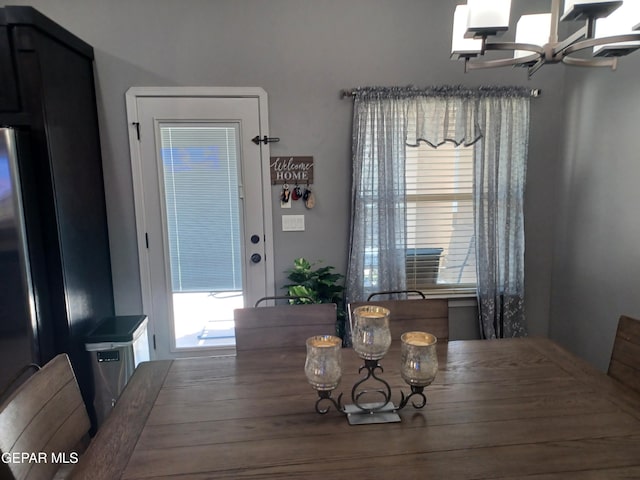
left=0, top=128, right=35, bottom=390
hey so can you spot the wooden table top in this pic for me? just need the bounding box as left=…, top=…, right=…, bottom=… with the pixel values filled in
left=72, top=338, right=640, bottom=479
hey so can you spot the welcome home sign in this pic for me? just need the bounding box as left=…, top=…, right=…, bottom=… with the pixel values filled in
left=270, top=156, right=314, bottom=185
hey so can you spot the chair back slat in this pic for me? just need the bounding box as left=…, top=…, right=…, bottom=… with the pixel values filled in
left=234, top=303, right=337, bottom=352
left=608, top=315, right=640, bottom=394
left=349, top=298, right=449, bottom=342
left=0, top=354, right=90, bottom=480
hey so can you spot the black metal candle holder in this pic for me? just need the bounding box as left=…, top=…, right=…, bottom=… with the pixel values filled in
left=313, top=359, right=427, bottom=425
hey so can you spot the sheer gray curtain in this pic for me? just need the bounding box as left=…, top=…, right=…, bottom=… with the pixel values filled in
left=474, top=96, right=529, bottom=338
left=346, top=91, right=409, bottom=307
left=346, top=86, right=530, bottom=340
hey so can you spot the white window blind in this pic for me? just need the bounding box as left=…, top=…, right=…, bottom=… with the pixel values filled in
left=160, top=125, right=243, bottom=293
left=405, top=141, right=477, bottom=293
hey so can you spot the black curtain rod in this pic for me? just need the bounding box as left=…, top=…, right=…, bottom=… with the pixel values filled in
left=341, top=88, right=542, bottom=98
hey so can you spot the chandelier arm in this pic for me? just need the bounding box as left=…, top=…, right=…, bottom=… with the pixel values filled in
left=550, top=0, right=561, bottom=44
left=467, top=42, right=545, bottom=69
left=562, top=33, right=640, bottom=56
left=552, top=26, right=588, bottom=56
left=562, top=56, right=618, bottom=68
left=527, top=58, right=545, bottom=78
left=485, top=42, right=545, bottom=55
left=464, top=42, right=544, bottom=71
left=466, top=52, right=541, bottom=71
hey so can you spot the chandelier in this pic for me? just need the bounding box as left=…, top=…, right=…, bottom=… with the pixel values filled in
left=450, top=0, right=640, bottom=77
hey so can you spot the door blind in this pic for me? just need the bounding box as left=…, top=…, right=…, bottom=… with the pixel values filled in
left=160, top=125, right=243, bottom=292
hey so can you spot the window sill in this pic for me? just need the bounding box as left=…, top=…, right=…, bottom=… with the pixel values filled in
left=419, top=290, right=477, bottom=308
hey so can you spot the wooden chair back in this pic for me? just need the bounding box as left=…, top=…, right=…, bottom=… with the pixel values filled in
left=234, top=303, right=338, bottom=352
left=0, top=354, right=90, bottom=480
left=608, top=315, right=640, bottom=394
left=348, top=298, right=449, bottom=342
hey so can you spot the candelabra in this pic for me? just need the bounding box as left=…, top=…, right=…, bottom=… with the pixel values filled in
left=304, top=305, right=438, bottom=425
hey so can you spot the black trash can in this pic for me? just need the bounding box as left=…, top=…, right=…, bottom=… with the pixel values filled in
left=85, top=315, right=149, bottom=426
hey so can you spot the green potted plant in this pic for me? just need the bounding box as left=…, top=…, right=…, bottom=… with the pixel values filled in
left=283, top=258, right=347, bottom=341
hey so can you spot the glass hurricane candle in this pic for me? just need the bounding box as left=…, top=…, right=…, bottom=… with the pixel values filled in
left=400, top=331, right=438, bottom=387
left=351, top=305, right=392, bottom=361
left=305, top=335, right=343, bottom=391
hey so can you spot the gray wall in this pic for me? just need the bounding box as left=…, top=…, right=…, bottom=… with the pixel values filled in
left=4, top=1, right=566, bottom=344
left=551, top=56, right=640, bottom=371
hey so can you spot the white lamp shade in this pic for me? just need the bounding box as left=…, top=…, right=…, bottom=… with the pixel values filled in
left=452, top=5, right=483, bottom=58
left=594, top=0, right=640, bottom=56
left=563, top=0, right=624, bottom=20
left=466, top=0, right=511, bottom=37
left=514, top=13, right=552, bottom=58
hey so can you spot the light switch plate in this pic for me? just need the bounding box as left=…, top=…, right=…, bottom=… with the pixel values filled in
left=282, top=215, right=305, bottom=231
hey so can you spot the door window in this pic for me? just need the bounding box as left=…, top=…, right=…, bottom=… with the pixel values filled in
left=160, top=124, right=243, bottom=292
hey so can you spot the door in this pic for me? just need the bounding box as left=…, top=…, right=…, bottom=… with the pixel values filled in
left=126, top=87, right=274, bottom=359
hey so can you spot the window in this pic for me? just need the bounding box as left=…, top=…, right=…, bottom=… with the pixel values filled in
left=349, top=87, right=529, bottom=327
left=405, top=141, right=477, bottom=294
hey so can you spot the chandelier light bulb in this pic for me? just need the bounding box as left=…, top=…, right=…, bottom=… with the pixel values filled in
left=466, top=0, right=512, bottom=37
left=594, top=0, right=640, bottom=56
left=514, top=13, right=553, bottom=59
left=452, top=5, right=484, bottom=59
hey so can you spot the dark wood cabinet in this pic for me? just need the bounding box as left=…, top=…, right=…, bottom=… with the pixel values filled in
left=0, top=6, right=114, bottom=430
left=0, top=25, right=19, bottom=111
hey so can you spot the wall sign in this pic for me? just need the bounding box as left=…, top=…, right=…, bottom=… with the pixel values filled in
left=270, top=156, right=314, bottom=184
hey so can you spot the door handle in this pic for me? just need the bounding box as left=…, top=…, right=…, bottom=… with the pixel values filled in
left=250, top=253, right=262, bottom=264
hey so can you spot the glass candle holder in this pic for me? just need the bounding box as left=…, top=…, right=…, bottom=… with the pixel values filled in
left=305, top=335, right=343, bottom=391
left=400, top=331, right=438, bottom=387
left=351, top=305, right=392, bottom=361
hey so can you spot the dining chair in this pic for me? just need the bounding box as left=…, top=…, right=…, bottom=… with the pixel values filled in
left=607, top=314, right=640, bottom=394
left=0, top=353, right=90, bottom=480
left=234, top=301, right=338, bottom=352
left=349, top=293, right=449, bottom=342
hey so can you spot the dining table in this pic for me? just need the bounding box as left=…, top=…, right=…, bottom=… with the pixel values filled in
left=71, top=337, right=640, bottom=479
